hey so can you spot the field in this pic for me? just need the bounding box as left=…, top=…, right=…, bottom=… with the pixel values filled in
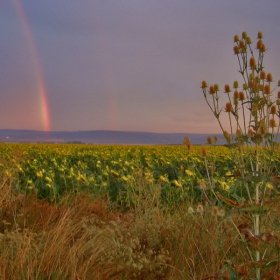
left=1, top=143, right=280, bottom=279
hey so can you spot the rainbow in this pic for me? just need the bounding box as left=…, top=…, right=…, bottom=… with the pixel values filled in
left=12, top=0, right=51, bottom=131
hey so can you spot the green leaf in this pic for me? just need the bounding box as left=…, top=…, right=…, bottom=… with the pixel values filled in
left=239, top=205, right=269, bottom=214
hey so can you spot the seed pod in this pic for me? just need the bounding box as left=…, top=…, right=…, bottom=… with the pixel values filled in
left=233, top=35, right=239, bottom=42
left=201, top=80, right=208, bottom=88
left=271, top=105, right=277, bottom=115
left=224, top=84, right=231, bottom=93
left=267, top=73, right=273, bottom=82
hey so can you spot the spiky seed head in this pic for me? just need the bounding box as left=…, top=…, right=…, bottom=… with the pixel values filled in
left=249, top=57, right=256, bottom=70
left=270, top=119, right=277, bottom=128
left=188, top=207, right=194, bottom=214
left=271, top=105, right=277, bottom=115
left=260, top=71, right=266, bottom=80
left=239, top=91, right=245, bottom=101
left=209, top=86, right=215, bottom=94
left=201, top=80, right=208, bottom=88
left=256, top=39, right=263, bottom=49
left=259, top=84, right=264, bottom=91
left=243, top=83, right=248, bottom=90
left=234, top=90, right=239, bottom=99
left=246, top=37, right=252, bottom=44
left=257, top=32, right=263, bottom=39
left=267, top=73, right=273, bottom=82
left=264, top=84, right=270, bottom=95
left=239, top=40, right=245, bottom=48
left=197, top=204, right=204, bottom=213
left=242, top=32, right=248, bottom=39
left=224, top=84, right=231, bottom=93
left=213, top=83, right=219, bottom=92
left=207, top=137, right=212, bottom=145
left=201, top=148, right=207, bottom=157
left=225, top=103, right=232, bottom=112
left=233, top=35, right=239, bottom=42
left=233, top=45, right=239, bottom=55
left=233, top=81, right=239, bottom=89
left=213, top=135, right=218, bottom=143
left=259, top=43, right=266, bottom=52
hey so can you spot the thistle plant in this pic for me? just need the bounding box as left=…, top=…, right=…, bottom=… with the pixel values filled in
left=201, top=32, right=280, bottom=279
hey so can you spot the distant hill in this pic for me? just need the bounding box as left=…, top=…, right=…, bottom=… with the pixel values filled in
left=0, top=129, right=225, bottom=145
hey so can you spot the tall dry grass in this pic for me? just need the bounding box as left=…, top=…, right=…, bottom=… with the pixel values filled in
left=1, top=169, right=280, bottom=279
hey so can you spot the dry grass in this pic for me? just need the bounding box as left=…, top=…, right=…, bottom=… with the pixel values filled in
left=1, top=175, right=280, bottom=279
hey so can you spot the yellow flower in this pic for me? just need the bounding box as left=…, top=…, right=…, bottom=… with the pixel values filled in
left=173, top=180, right=182, bottom=187
left=185, top=169, right=194, bottom=176
left=220, top=181, right=230, bottom=191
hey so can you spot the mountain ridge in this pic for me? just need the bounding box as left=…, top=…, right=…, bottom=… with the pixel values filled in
left=0, top=129, right=224, bottom=145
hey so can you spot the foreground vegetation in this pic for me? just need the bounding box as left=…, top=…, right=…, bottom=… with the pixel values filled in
left=1, top=143, right=280, bottom=279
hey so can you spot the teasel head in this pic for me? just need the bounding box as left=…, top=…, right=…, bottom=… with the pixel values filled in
left=259, top=84, right=264, bottom=92
left=259, top=43, right=266, bottom=53
left=267, top=73, right=273, bottom=83
left=249, top=57, right=256, bottom=70
left=264, top=84, right=270, bottom=95
left=201, top=80, right=208, bottom=89
left=242, top=32, right=248, bottom=39
left=271, top=105, right=277, bottom=115
left=213, top=83, right=219, bottom=92
left=197, top=204, right=204, bottom=213
left=233, top=45, right=239, bottom=55
left=239, top=40, right=245, bottom=48
left=225, top=102, right=232, bottom=112
left=206, top=137, right=212, bottom=145
left=213, top=135, right=218, bottom=143
left=233, top=34, right=239, bottom=42
left=239, top=91, right=245, bottom=101
left=257, top=32, right=263, bottom=39
left=233, top=81, right=239, bottom=89
left=245, top=36, right=252, bottom=44
left=224, top=84, right=231, bottom=93
left=184, top=136, right=190, bottom=146
left=260, top=71, right=266, bottom=80
left=243, top=83, right=248, bottom=90
left=201, top=148, right=207, bottom=157
left=256, top=39, right=263, bottom=50
left=209, top=86, right=215, bottom=95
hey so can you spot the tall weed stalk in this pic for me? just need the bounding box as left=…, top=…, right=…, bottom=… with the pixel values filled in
left=201, top=31, right=280, bottom=279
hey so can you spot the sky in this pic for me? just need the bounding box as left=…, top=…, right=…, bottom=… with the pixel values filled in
left=1, top=0, right=280, bottom=134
